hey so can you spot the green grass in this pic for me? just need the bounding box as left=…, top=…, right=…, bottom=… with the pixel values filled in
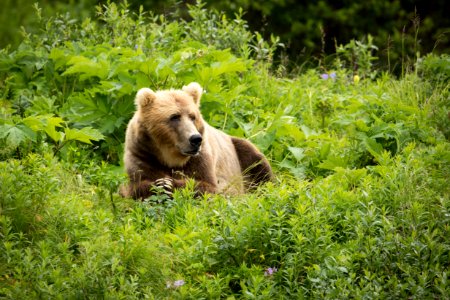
left=1, top=132, right=449, bottom=298
left=1, top=2, right=449, bottom=298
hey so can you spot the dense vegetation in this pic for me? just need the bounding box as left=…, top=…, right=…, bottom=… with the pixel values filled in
left=204, top=0, right=450, bottom=70
left=1, top=2, right=449, bottom=298
left=2, top=0, right=449, bottom=73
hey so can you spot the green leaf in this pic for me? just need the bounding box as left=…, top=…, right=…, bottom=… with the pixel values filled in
left=16, top=124, right=37, bottom=142
left=22, top=116, right=46, bottom=132
left=273, top=121, right=305, bottom=142
left=279, top=159, right=305, bottom=179
left=44, top=117, right=64, bottom=142
left=319, top=143, right=331, bottom=160
left=301, top=125, right=317, bottom=138
left=139, top=59, right=158, bottom=75
left=364, top=137, right=384, bottom=160
left=49, top=48, right=70, bottom=70
left=0, top=124, right=13, bottom=139
left=209, top=59, right=247, bottom=77
left=288, top=146, right=305, bottom=162
left=0, top=125, right=29, bottom=149
left=7, top=127, right=27, bottom=148
left=62, top=55, right=109, bottom=80
left=64, top=127, right=104, bottom=144
left=318, top=156, right=349, bottom=170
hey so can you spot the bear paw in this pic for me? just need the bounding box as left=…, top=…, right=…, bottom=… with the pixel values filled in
left=155, top=177, right=174, bottom=197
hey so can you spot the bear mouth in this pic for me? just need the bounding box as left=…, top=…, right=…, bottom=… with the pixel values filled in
left=178, top=142, right=201, bottom=157
left=182, top=149, right=200, bottom=156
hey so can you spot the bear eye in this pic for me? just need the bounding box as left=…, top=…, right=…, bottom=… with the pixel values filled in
left=169, top=114, right=181, bottom=122
left=189, top=114, right=196, bottom=121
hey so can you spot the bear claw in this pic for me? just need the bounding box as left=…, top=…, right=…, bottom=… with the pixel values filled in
left=155, top=178, right=174, bottom=196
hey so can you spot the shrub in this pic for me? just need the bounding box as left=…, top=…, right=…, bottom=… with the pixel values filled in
left=0, top=2, right=449, bottom=299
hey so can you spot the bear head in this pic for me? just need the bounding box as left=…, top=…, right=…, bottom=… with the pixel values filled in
left=134, top=82, right=205, bottom=167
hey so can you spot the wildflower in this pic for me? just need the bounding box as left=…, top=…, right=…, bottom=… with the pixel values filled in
left=320, top=72, right=336, bottom=80
left=353, top=75, right=360, bottom=83
left=166, top=279, right=185, bottom=289
left=82, top=200, right=93, bottom=208
left=173, top=280, right=185, bottom=287
left=264, top=267, right=278, bottom=276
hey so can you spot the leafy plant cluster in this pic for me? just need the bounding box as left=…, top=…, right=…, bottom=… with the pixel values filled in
left=1, top=1, right=449, bottom=299
left=0, top=1, right=273, bottom=163
left=2, top=0, right=448, bottom=75
left=1, top=138, right=448, bottom=298
left=203, top=0, right=450, bottom=73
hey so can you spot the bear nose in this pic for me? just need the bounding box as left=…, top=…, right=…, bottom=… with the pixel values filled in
left=189, top=134, right=203, bottom=148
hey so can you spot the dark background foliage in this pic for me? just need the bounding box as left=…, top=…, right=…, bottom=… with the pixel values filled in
left=203, top=0, right=450, bottom=70
left=2, top=0, right=448, bottom=73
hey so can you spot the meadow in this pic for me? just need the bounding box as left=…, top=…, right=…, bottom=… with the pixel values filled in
left=0, top=2, right=449, bottom=299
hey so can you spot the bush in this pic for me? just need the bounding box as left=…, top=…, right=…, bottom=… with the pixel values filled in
left=0, top=2, right=449, bottom=298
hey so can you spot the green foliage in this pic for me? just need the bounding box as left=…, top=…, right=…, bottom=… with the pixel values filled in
left=417, top=53, right=450, bottom=83
left=2, top=0, right=449, bottom=74
left=335, top=35, right=378, bottom=78
left=0, top=1, right=259, bottom=161
left=0, top=113, right=104, bottom=157
left=1, top=2, right=449, bottom=299
left=0, top=0, right=98, bottom=47
left=0, top=156, right=170, bottom=298
left=202, top=0, right=450, bottom=73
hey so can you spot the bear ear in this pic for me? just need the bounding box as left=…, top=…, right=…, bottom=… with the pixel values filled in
left=135, top=88, right=156, bottom=108
left=182, top=82, right=203, bottom=105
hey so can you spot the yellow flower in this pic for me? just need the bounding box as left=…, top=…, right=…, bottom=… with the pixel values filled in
left=353, top=75, right=360, bottom=83
left=82, top=200, right=93, bottom=208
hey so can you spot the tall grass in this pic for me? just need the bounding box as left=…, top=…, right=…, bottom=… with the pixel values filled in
left=1, top=2, right=449, bottom=298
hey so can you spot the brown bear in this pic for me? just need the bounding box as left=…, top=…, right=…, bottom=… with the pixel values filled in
left=121, top=82, right=273, bottom=199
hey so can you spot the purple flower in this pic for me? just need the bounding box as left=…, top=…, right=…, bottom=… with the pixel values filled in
left=320, top=72, right=337, bottom=80
left=166, top=279, right=185, bottom=289
left=264, top=267, right=278, bottom=276
left=173, top=280, right=185, bottom=287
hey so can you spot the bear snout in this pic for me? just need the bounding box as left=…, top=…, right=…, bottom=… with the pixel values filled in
left=189, top=134, right=203, bottom=149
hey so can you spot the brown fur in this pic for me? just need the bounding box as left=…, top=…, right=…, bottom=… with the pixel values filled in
left=121, top=82, right=273, bottom=199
